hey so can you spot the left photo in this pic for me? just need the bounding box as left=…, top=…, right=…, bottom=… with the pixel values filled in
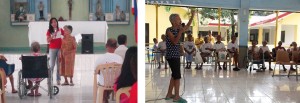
left=0, top=0, right=137, bottom=103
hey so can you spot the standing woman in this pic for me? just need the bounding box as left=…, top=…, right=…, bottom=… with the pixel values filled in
left=46, top=18, right=64, bottom=85
left=165, top=10, right=195, bottom=102
left=60, top=25, right=76, bottom=86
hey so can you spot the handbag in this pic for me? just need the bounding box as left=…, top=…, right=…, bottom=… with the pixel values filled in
left=194, top=47, right=203, bottom=64
left=218, top=51, right=227, bottom=61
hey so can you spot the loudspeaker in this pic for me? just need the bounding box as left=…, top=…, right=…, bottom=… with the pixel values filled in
left=81, top=34, right=93, bottom=54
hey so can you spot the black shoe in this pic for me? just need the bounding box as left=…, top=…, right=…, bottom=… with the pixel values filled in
left=269, top=68, right=273, bottom=71
left=233, top=67, right=240, bottom=71
left=290, top=68, right=296, bottom=71
left=261, top=67, right=266, bottom=70
left=283, top=68, right=287, bottom=71
left=256, top=69, right=264, bottom=72
left=219, top=67, right=222, bottom=70
left=157, top=66, right=161, bottom=69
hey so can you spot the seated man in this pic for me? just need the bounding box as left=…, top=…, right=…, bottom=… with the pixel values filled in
left=248, top=41, right=264, bottom=72
left=94, top=38, right=123, bottom=103
left=184, top=34, right=196, bottom=69
left=213, top=35, right=227, bottom=70
left=259, top=41, right=273, bottom=71
left=287, top=42, right=298, bottom=71
left=0, top=54, right=18, bottom=93
left=227, top=36, right=239, bottom=71
left=158, top=34, right=168, bottom=69
left=272, top=41, right=287, bottom=71
left=152, top=38, right=161, bottom=69
left=198, top=37, right=213, bottom=70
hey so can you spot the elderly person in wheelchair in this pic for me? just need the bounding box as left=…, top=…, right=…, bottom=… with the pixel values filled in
left=213, top=35, right=227, bottom=70
left=248, top=41, right=265, bottom=72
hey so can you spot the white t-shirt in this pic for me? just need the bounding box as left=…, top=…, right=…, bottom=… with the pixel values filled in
left=259, top=46, right=270, bottom=53
left=248, top=46, right=260, bottom=53
left=94, top=52, right=123, bottom=85
left=114, top=45, right=128, bottom=60
left=214, top=42, right=226, bottom=52
left=158, top=41, right=166, bottom=51
left=227, top=42, right=238, bottom=52
left=153, top=43, right=158, bottom=51
left=200, top=43, right=213, bottom=53
left=184, top=41, right=195, bottom=52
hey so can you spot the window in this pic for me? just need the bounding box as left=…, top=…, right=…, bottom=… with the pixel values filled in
left=281, top=31, right=285, bottom=42
left=145, top=23, right=149, bottom=46
left=250, top=29, right=258, bottom=42
left=264, top=32, right=269, bottom=42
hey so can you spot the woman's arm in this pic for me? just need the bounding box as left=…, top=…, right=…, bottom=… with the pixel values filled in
left=183, top=10, right=195, bottom=30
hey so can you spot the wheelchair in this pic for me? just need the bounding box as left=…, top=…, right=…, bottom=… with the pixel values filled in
left=18, top=55, right=59, bottom=99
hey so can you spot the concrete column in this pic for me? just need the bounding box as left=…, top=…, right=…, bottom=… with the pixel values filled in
left=295, top=25, right=299, bottom=44
left=258, top=27, right=263, bottom=44
left=238, top=0, right=250, bottom=68
left=276, top=23, right=282, bottom=44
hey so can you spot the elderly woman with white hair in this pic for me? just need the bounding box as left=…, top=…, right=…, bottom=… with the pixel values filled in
left=164, top=10, right=195, bottom=102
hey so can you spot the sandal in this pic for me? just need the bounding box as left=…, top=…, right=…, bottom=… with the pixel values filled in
left=165, top=95, right=175, bottom=100
left=27, top=93, right=34, bottom=96
left=12, top=90, right=18, bottom=93
left=35, top=93, right=42, bottom=96
left=173, top=97, right=187, bottom=103
left=61, top=82, right=69, bottom=86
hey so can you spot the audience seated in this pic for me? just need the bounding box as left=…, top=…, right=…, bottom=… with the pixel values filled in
left=198, top=37, right=213, bottom=70
left=227, top=36, right=239, bottom=71
left=0, top=54, right=18, bottom=93
left=287, top=42, right=298, bottom=71
left=183, top=34, right=196, bottom=69
left=94, top=38, right=123, bottom=103
left=158, top=34, right=168, bottom=69
left=272, top=41, right=287, bottom=71
left=115, top=34, right=128, bottom=60
left=25, top=42, right=43, bottom=96
left=248, top=41, right=264, bottom=72
left=114, top=46, right=137, bottom=103
left=259, top=41, right=273, bottom=71
left=213, top=35, right=227, bottom=70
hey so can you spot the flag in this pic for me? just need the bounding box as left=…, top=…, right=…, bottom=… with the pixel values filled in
left=132, top=0, right=138, bottom=43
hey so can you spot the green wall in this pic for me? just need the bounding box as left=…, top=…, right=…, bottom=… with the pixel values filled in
left=0, top=0, right=136, bottom=52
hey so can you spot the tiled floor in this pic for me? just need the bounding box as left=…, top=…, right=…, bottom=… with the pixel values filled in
left=145, top=61, right=300, bottom=103
left=2, top=53, right=116, bottom=103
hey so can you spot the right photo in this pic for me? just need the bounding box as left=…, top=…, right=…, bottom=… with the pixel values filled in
left=145, top=0, right=300, bottom=103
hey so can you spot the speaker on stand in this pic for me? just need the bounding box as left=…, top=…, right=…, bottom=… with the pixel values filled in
left=81, top=34, right=93, bottom=54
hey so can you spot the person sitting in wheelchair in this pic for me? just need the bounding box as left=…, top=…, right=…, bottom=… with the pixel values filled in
left=259, top=41, right=273, bottom=71
left=20, top=42, right=43, bottom=96
left=287, top=42, right=298, bottom=71
left=248, top=41, right=265, bottom=72
left=213, top=35, right=227, bottom=70
left=198, top=37, right=213, bottom=70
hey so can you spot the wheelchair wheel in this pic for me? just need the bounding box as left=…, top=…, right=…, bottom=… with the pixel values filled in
left=18, top=70, right=27, bottom=99
left=48, top=69, right=54, bottom=99
left=53, top=86, right=59, bottom=95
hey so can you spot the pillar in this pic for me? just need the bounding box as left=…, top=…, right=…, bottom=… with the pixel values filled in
left=238, top=0, right=250, bottom=68
left=258, top=27, right=263, bottom=44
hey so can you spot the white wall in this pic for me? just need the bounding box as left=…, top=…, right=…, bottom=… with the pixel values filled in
left=281, top=25, right=295, bottom=46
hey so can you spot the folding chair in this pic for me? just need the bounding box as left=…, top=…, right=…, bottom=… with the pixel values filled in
left=288, top=51, right=299, bottom=80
